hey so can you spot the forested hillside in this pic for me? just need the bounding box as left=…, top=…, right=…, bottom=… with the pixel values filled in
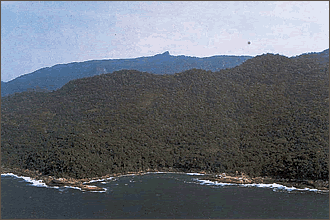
left=1, top=53, right=328, bottom=181
left=291, top=48, right=329, bottom=65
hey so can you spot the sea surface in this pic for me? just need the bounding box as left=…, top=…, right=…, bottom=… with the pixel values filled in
left=1, top=172, right=329, bottom=219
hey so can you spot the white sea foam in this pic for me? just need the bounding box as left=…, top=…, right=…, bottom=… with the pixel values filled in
left=90, top=189, right=108, bottom=193
left=1, top=173, right=48, bottom=188
left=89, top=179, right=105, bottom=183
left=195, top=179, right=328, bottom=193
left=64, top=185, right=82, bottom=190
left=83, top=176, right=115, bottom=184
left=197, top=179, right=237, bottom=186
left=1, top=173, right=107, bottom=193
left=84, top=178, right=105, bottom=184
left=241, top=183, right=323, bottom=192
left=186, top=173, right=206, bottom=176
left=64, top=185, right=107, bottom=192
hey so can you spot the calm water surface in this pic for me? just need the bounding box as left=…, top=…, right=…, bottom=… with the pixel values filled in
left=1, top=173, right=329, bottom=218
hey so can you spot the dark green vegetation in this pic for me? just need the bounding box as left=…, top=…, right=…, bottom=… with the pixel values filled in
left=291, top=48, right=329, bottom=65
left=1, top=51, right=252, bottom=97
left=1, top=53, right=329, bottom=181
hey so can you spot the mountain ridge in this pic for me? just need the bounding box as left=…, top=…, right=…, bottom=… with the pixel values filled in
left=2, top=49, right=328, bottom=97
left=1, top=52, right=253, bottom=97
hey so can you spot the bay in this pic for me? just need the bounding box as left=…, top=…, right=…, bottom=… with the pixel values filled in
left=1, top=173, right=329, bottom=219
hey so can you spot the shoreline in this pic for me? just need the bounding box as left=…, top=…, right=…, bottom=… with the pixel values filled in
left=1, top=167, right=328, bottom=193
left=0, top=167, right=203, bottom=192
left=199, top=173, right=329, bottom=192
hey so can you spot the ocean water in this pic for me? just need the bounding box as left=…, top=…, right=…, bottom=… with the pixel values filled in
left=1, top=172, right=329, bottom=219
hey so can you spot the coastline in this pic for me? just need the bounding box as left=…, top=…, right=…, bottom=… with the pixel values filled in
left=1, top=167, right=328, bottom=193
left=199, top=172, right=329, bottom=192
left=0, top=167, right=197, bottom=192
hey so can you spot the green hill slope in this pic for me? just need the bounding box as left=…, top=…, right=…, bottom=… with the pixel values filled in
left=1, top=54, right=328, bottom=181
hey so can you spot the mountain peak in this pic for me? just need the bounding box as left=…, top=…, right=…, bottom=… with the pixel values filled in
left=155, top=51, right=170, bottom=56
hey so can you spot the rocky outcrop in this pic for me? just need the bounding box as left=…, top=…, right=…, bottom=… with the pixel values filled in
left=206, top=172, right=254, bottom=184
left=46, top=179, right=105, bottom=191
left=1, top=167, right=105, bottom=192
left=202, top=172, right=329, bottom=191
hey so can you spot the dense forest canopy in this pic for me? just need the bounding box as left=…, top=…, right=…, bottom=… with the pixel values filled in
left=1, top=53, right=329, bottom=181
left=291, top=48, right=329, bottom=65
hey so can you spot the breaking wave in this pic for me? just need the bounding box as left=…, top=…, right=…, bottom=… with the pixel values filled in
left=195, top=179, right=328, bottom=193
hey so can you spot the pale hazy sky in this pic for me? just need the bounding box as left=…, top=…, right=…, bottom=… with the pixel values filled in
left=1, top=1, right=329, bottom=82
